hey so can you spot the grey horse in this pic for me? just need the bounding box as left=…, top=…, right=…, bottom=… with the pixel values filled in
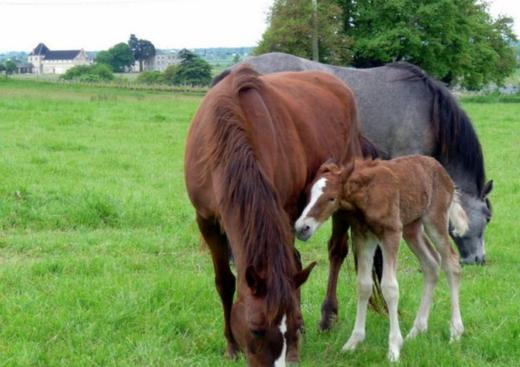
left=213, top=53, right=492, bottom=331
left=214, top=52, right=492, bottom=266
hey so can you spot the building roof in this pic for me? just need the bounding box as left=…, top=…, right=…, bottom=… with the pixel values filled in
left=29, top=43, right=81, bottom=60
left=44, top=50, right=81, bottom=60
left=30, top=43, right=50, bottom=56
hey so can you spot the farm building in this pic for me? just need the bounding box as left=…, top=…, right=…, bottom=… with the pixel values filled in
left=28, top=43, right=92, bottom=75
left=132, top=50, right=179, bottom=72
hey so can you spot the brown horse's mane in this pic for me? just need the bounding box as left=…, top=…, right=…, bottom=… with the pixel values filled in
left=206, top=65, right=296, bottom=321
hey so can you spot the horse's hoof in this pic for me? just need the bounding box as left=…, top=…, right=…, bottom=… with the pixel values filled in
left=341, top=332, right=365, bottom=352
left=225, top=343, right=239, bottom=360
left=406, top=323, right=427, bottom=340
left=319, top=312, right=337, bottom=331
left=387, top=349, right=400, bottom=363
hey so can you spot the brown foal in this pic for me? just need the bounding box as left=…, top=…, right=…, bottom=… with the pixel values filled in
left=295, top=155, right=468, bottom=362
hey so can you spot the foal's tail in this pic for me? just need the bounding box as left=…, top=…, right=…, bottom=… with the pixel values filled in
left=449, top=191, right=469, bottom=237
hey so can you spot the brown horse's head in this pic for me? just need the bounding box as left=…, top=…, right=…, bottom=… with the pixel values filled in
left=295, top=162, right=355, bottom=241
left=230, top=262, right=316, bottom=366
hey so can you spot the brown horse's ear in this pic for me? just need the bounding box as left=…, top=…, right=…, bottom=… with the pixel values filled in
left=482, top=180, right=493, bottom=198
left=293, top=261, right=317, bottom=289
left=246, top=266, right=267, bottom=297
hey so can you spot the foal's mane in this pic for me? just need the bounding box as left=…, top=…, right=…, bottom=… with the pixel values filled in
left=207, top=65, right=295, bottom=320
left=388, top=62, right=486, bottom=193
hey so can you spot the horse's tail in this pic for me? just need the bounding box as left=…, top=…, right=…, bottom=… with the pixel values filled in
left=208, top=65, right=295, bottom=322
left=387, top=62, right=485, bottom=193
left=449, top=191, right=469, bottom=237
left=360, top=134, right=386, bottom=159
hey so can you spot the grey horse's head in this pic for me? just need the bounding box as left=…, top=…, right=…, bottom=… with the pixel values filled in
left=451, top=181, right=493, bottom=265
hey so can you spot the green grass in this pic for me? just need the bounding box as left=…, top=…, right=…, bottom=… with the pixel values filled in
left=0, top=78, right=519, bottom=366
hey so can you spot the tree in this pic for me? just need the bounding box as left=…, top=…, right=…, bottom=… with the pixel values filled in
left=4, top=60, right=16, bottom=76
left=0, top=63, right=5, bottom=76
left=128, top=34, right=156, bottom=72
left=255, top=0, right=353, bottom=65
left=257, top=0, right=517, bottom=89
left=95, top=50, right=113, bottom=67
left=97, top=43, right=134, bottom=72
left=340, top=0, right=517, bottom=88
left=173, top=49, right=212, bottom=86
left=162, top=64, right=179, bottom=84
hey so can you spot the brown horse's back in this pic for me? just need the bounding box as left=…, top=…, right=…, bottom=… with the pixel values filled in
left=185, top=65, right=363, bottom=222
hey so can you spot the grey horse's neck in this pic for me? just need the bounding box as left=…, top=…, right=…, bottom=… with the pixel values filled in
left=444, top=162, right=480, bottom=196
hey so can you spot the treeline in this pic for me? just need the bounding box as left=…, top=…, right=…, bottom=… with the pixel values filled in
left=256, top=0, right=518, bottom=89
left=62, top=48, right=212, bottom=86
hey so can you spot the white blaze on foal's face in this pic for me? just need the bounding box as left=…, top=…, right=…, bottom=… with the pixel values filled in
left=294, top=177, right=327, bottom=240
left=274, top=314, right=287, bottom=367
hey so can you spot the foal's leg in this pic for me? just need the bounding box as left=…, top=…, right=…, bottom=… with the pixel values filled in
left=380, top=231, right=404, bottom=362
left=341, top=231, right=378, bottom=352
left=320, top=211, right=350, bottom=331
left=196, top=215, right=238, bottom=358
left=402, top=220, right=440, bottom=339
left=424, top=213, right=464, bottom=342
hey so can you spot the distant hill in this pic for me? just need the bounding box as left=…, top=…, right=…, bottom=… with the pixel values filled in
left=0, top=51, right=28, bottom=63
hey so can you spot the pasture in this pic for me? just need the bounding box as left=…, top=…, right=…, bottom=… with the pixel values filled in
left=0, top=79, right=519, bottom=366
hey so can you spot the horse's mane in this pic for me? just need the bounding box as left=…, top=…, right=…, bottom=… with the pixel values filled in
left=207, top=65, right=295, bottom=321
left=387, top=62, right=486, bottom=193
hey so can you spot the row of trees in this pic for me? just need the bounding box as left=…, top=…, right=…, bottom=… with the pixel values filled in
left=256, top=0, right=517, bottom=89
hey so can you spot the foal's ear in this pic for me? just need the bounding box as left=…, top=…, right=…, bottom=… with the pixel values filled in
left=340, top=162, right=355, bottom=182
left=482, top=180, right=493, bottom=198
left=246, top=266, right=267, bottom=297
left=293, top=261, right=317, bottom=289
left=319, top=160, right=339, bottom=175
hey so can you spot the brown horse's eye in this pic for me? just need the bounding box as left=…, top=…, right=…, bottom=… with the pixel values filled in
left=329, top=197, right=336, bottom=202
left=251, top=329, right=266, bottom=338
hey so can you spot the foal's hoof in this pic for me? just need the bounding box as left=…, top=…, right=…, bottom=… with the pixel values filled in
left=341, top=332, right=365, bottom=352
left=225, top=343, right=239, bottom=360
left=449, top=322, right=464, bottom=343
left=319, top=312, right=338, bottom=331
left=406, top=324, right=427, bottom=340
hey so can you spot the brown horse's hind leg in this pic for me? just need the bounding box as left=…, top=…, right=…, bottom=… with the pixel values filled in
left=196, top=215, right=239, bottom=358
left=320, top=211, right=349, bottom=331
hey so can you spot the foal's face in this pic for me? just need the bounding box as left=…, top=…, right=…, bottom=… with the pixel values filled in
left=295, top=166, right=344, bottom=241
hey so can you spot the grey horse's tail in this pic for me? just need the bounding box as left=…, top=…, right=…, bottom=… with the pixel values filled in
left=358, top=134, right=386, bottom=313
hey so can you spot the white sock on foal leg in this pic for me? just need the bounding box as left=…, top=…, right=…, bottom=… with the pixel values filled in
left=342, top=235, right=377, bottom=352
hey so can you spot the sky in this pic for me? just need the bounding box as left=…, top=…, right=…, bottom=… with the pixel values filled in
left=0, top=0, right=518, bottom=53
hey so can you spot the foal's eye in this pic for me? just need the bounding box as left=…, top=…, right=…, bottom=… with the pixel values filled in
left=329, top=197, right=336, bottom=202
left=251, top=329, right=266, bottom=338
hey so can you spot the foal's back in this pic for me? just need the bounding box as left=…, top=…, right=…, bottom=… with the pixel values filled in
left=354, top=155, right=455, bottom=226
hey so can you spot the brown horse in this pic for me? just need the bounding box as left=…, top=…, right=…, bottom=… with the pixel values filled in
left=184, top=65, right=370, bottom=365
left=295, top=156, right=467, bottom=362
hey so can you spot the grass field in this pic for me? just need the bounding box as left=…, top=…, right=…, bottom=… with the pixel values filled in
left=0, top=78, right=519, bottom=366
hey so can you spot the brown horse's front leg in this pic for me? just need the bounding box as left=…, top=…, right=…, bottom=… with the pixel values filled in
left=196, top=215, right=238, bottom=358
left=320, top=212, right=350, bottom=331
